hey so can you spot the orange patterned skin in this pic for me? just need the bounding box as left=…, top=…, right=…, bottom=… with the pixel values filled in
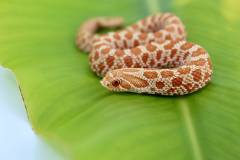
left=76, top=13, right=213, bottom=95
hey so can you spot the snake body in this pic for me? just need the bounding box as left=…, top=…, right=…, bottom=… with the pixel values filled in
left=76, top=13, right=212, bottom=95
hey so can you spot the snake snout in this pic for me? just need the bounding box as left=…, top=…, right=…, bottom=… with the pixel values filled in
left=100, top=79, right=109, bottom=88
left=100, top=80, right=105, bottom=87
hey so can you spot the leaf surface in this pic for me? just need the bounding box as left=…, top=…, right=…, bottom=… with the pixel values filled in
left=0, top=0, right=240, bottom=159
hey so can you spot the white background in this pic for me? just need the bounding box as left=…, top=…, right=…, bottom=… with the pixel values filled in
left=0, top=67, right=62, bottom=160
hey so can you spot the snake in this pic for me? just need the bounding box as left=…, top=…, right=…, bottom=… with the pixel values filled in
left=76, top=13, right=213, bottom=95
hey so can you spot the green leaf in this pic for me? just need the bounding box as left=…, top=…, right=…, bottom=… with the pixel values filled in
left=1, top=0, right=240, bottom=159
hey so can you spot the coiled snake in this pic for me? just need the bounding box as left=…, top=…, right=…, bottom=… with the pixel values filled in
left=76, top=13, right=212, bottom=95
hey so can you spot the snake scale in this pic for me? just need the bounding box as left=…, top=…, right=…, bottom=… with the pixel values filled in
left=76, top=13, right=213, bottom=95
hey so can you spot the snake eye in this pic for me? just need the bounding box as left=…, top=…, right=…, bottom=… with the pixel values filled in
left=111, top=79, right=121, bottom=87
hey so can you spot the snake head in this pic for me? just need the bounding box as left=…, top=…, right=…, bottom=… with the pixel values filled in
left=100, top=69, right=132, bottom=92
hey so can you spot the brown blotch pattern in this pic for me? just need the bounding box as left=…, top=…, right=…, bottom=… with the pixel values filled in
left=190, top=59, right=206, bottom=66
left=166, top=26, right=175, bottom=32
left=120, top=81, right=131, bottom=89
left=134, top=63, right=141, bottom=68
left=204, top=72, right=210, bottom=81
left=161, top=70, right=174, bottom=78
left=115, top=49, right=124, bottom=57
left=131, top=47, right=141, bottom=55
left=183, top=83, right=193, bottom=92
left=104, top=38, right=112, bottom=42
left=122, top=74, right=149, bottom=88
left=114, top=42, right=119, bottom=48
left=131, top=24, right=139, bottom=30
left=165, top=34, right=172, bottom=40
left=139, top=33, right=147, bottom=40
left=177, top=27, right=183, bottom=35
left=106, top=56, right=115, bottom=67
left=94, top=51, right=99, bottom=60
left=180, top=42, right=193, bottom=50
left=98, top=63, right=105, bottom=73
left=94, top=43, right=107, bottom=49
left=125, top=32, right=133, bottom=40
left=146, top=43, right=157, bottom=52
left=114, top=33, right=121, bottom=40
left=150, top=59, right=155, bottom=66
left=154, top=31, right=163, bottom=38
left=178, top=67, right=191, bottom=74
left=167, top=88, right=176, bottom=94
left=183, top=52, right=190, bottom=60
left=172, top=77, right=183, bottom=87
left=170, top=49, right=177, bottom=58
left=156, top=81, right=165, bottom=89
left=142, top=53, right=149, bottom=64
left=192, top=69, right=202, bottom=82
left=102, top=47, right=110, bottom=54
left=156, top=50, right=162, bottom=60
left=124, top=56, right=133, bottom=67
left=123, top=40, right=128, bottom=48
left=133, top=40, right=140, bottom=47
left=163, top=56, right=168, bottom=63
left=172, top=19, right=180, bottom=24
left=164, top=41, right=175, bottom=50
left=143, top=71, right=158, bottom=79
left=192, top=48, right=205, bottom=57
